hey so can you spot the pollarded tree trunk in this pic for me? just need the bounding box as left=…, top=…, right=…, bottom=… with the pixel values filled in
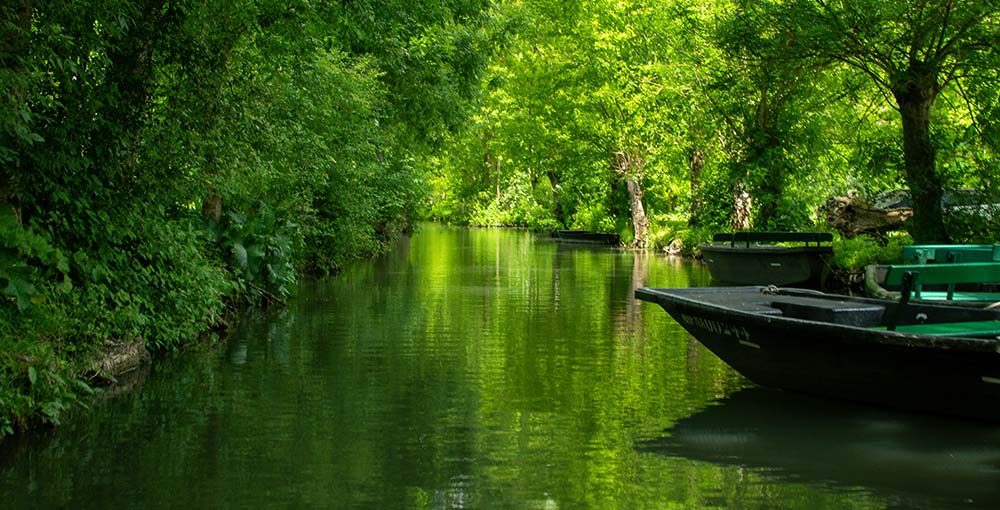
left=625, top=175, right=649, bottom=248
left=615, top=150, right=648, bottom=248
left=732, top=181, right=752, bottom=230
left=893, top=73, right=950, bottom=244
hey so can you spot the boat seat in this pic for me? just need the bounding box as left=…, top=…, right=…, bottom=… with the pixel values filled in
left=883, top=262, right=1000, bottom=301
left=743, top=304, right=784, bottom=316
left=768, top=298, right=885, bottom=326
left=883, top=264, right=1000, bottom=330
left=871, top=320, right=1000, bottom=338
left=711, top=298, right=786, bottom=316
left=902, top=244, right=1000, bottom=264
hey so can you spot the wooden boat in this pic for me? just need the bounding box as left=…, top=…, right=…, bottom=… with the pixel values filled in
left=635, top=285, right=1000, bottom=421
left=639, top=387, right=1000, bottom=509
left=553, top=229, right=620, bottom=245
left=698, top=232, right=832, bottom=288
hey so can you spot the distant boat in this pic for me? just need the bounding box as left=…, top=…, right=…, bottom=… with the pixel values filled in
left=698, top=231, right=833, bottom=288
left=553, top=230, right=620, bottom=245
left=635, top=285, right=1000, bottom=421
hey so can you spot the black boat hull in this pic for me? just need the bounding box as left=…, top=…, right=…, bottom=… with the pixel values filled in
left=698, top=244, right=831, bottom=287
left=554, top=230, right=620, bottom=245
left=637, top=287, right=1000, bottom=421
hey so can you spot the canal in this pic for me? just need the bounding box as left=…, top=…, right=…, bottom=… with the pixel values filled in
left=2, top=225, right=999, bottom=509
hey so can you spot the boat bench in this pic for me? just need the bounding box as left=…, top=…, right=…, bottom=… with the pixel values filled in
left=883, top=262, right=1000, bottom=331
left=872, top=320, right=1000, bottom=337
left=903, top=244, right=1000, bottom=264
left=882, top=262, right=1000, bottom=302
left=767, top=297, right=885, bottom=327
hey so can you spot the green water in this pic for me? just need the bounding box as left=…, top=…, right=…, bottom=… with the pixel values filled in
left=3, top=225, right=1000, bottom=509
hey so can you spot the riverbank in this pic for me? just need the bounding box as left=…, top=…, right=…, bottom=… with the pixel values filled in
left=0, top=215, right=410, bottom=442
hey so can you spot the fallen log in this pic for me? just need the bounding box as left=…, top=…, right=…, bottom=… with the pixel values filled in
left=818, top=194, right=913, bottom=239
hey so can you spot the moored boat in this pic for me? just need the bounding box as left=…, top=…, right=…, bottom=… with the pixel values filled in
left=553, top=229, right=620, bottom=245
left=635, top=285, right=1000, bottom=421
left=698, top=232, right=833, bottom=288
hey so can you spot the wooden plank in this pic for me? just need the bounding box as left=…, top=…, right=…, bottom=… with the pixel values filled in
left=883, top=262, right=1000, bottom=286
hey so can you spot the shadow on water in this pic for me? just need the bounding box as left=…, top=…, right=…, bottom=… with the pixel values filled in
left=638, top=386, right=1000, bottom=510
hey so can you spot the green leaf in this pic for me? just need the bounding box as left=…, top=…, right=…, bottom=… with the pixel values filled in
left=232, top=242, right=248, bottom=269
left=28, top=366, right=37, bottom=386
left=72, top=378, right=95, bottom=395
left=4, top=276, right=37, bottom=311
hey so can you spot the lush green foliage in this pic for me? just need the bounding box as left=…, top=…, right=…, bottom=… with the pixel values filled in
left=0, top=0, right=499, bottom=436
left=832, top=234, right=912, bottom=273
left=431, top=0, right=1000, bottom=248
left=5, top=0, right=1000, bottom=438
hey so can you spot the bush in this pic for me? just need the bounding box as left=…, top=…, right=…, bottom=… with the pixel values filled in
left=0, top=332, right=93, bottom=434
left=831, top=233, right=911, bottom=272
left=206, top=204, right=298, bottom=306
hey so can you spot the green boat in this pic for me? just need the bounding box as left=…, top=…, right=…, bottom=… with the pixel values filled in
left=866, top=245, right=1000, bottom=304
left=698, top=232, right=833, bottom=288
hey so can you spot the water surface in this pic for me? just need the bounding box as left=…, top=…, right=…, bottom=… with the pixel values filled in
left=2, top=225, right=998, bottom=509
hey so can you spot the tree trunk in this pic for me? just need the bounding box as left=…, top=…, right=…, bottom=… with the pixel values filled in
left=893, top=77, right=950, bottom=244
left=688, top=146, right=705, bottom=226
left=202, top=193, right=222, bottom=221
left=615, top=151, right=648, bottom=248
left=626, top=175, right=649, bottom=248
left=756, top=160, right=785, bottom=228
left=732, top=181, right=752, bottom=230
left=547, top=171, right=564, bottom=226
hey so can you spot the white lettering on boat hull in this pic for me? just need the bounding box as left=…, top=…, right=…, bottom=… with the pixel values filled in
left=678, top=313, right=755, bottom=347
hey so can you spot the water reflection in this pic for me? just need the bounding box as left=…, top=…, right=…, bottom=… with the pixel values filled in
left=4, top=225, right=972, bottom=509
left=640, top=387, right=1000, bottom=510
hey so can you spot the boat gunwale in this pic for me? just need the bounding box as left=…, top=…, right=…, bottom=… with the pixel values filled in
left=635, top=286, right=1000, bottom=353
left=698, top=244, right=833, bottom=255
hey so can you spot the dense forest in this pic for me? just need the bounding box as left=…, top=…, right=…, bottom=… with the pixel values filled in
left=2, top=0, right=1000, bottom=435
left=430, top=0, right=1000, bottom=249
